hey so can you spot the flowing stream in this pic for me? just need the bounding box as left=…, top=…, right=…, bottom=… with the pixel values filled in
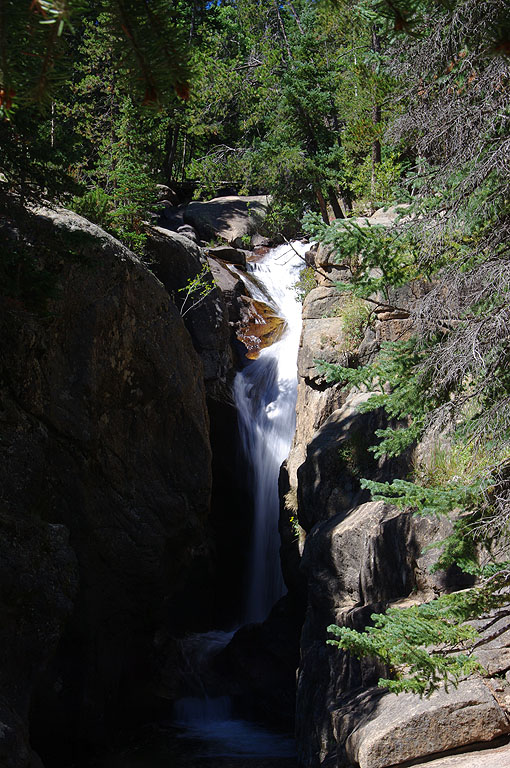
left=172, top=242, right=307, bottom=760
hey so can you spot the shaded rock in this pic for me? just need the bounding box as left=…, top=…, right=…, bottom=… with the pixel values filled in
left=468, top=610, right=510, bottom=678
left=184, top=195, right=270, bottom=246
left=206, top=244, right=247, bottom=267
left=285, top=381, right=346, bottom=497
left=295, top=500, right=411, bottom=768
left=0, top=701, right=32, bottom=768
left=145, top=225, right=234, bottom=399
left=278, top=463, right=307, bottom=600
left=251, top=233, right=271, bottom=248
left=281, top=285, right=351, bottom=586
left=207, top=258, right=245, bottom=324
left=206, top=397, right=254, bottom=627
left=0, top=513, right=77, bottom=768
left=341, top=679, right=510, bottom=768
left=156, top=184, right=179, bottom=205
left=1, top=203, right=213, bottom=763
left=176, top=224, right=200, bottom=244
left=295, top=497, right=472, bottom=768
left=213, top=596, right=305, bottom=730
left=296, top=392, right=407, bottom=532
left=158, top=203, right=186, bottom=230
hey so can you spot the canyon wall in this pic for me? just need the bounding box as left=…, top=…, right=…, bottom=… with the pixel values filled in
left=0, top=203, right=231, bottom=767
left=285, top=224, right=510, bottom=768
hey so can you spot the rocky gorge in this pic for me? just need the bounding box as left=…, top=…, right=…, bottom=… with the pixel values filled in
left=1, top=194, right=510, bottom=768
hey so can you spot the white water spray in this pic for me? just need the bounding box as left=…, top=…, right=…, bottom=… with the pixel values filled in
left=234, top=241, right=308, bottom=624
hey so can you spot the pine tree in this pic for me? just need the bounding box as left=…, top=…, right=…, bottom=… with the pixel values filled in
left=318, top=0, right=510, bottom=694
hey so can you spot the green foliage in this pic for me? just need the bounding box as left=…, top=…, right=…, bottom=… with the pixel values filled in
left=293, top=266, right=316, bottom=302
left=72, top=187, right=111, bottom=227
left=262, top=198, right=304, bottom=239
left=0, top=0, right=191, bottom=118
left=327, top=563, right=510, bottom=696
left=182, top=0, right=407, bottom=229
left=178, top=262, right=216, bottom=317
left=347, top=151, right=408, bottom=212
left=317, top=339, right=434, bottom=456
left=284, top=489, right=302, bottom=540
left=339, top=296, right=373, bottom=352
left=327, top=592, right=482, bottom=696
left=360, top=477, right=480, bottom=518
left=302, top=212, right=419, bottom=298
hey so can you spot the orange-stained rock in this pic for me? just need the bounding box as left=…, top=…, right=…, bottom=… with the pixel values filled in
left=236, top=298, right=286, bottom=359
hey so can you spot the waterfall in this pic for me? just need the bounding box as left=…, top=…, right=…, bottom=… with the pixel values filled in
left=172, top=242, right=306, bottom=757
left=234, top=241, right=308, bottom=624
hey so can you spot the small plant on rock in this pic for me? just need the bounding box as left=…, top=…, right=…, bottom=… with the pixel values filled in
left=294, top=266, right=316, bottom=302
left=339, top=295, right=372, bottom=353
left=178, top=262, right=215, bottom=317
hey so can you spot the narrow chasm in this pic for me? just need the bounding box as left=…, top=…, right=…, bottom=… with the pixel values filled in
left=82, top=242, right=309, bottom=768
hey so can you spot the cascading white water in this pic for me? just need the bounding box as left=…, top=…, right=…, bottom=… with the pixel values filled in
left=234, top=241, right=308, bottom=624
left=173, top=242, right=307, bottom=757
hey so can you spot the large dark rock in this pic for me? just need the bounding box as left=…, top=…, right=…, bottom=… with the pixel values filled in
left=184, top=195, right=270, bottom=246
left=145, top=225, right=234, bottom=401
left=0, top=513, right=77, bottom=768
left=206, top=258, right=245, bottom=324
left=0, top=204, right=213, bottom=765
left=296, top=392, right=407, bottom=533
left=213, top=595, right=305, bottom=730
left=205, top=244, right=248, bottom=267
left=295, top=501, right=476, bottom=768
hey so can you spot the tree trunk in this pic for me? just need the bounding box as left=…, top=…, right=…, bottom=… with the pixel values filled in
left=315, top=186, right=330, bottom=224
left=274, top=0, right=293, bottom=60
left=286, top=0, right=304, bottom=35
left=165, top=126, right=179, bottom=184
left=327, top=188, right=344, bottom=219
left=180, top=133, right=188, bottom=182
left=189, top=0, right=197, bottom=42
left=329, top=100, right=352, bottom=214
left=339, top=190, right=353, bottom=215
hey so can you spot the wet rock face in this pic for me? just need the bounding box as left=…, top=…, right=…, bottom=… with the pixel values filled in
left=235, top=298, right=285, bottom=360
left=0, top=205, right=213, bottom=765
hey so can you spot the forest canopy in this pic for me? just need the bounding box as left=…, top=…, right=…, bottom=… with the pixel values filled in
left=1, top=0, right=429, bottom=238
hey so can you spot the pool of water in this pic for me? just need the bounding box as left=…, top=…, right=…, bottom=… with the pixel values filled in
left=86, top=720, right=297, bottom=768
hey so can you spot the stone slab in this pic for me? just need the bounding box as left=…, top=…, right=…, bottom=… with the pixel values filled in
left=343, top=679, right=510, bottom=768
